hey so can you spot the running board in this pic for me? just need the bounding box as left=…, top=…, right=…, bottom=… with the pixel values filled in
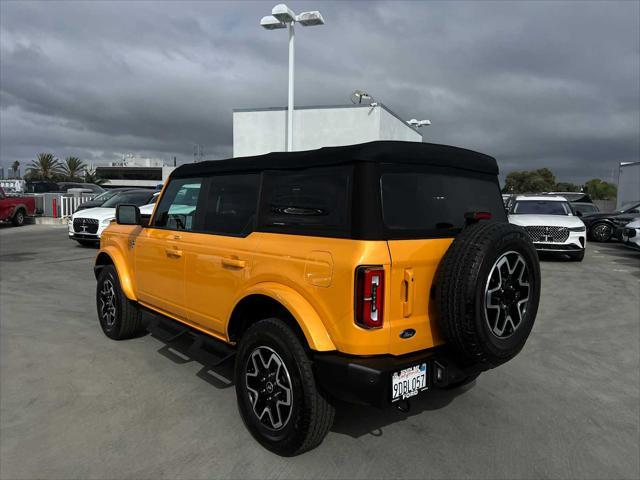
left=141, top=309, right=236, bottom=367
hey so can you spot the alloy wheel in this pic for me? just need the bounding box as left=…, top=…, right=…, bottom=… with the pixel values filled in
left=99, top=279, right=117, bottom=327
left=484, top=251, right=531, bottom=339
left=592, top=223, right=612, bottom=242
left=244, top=346, right=293, bottom=431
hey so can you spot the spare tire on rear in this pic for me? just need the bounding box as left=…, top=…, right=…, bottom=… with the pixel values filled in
left=435, top=221, right=540, bottom=368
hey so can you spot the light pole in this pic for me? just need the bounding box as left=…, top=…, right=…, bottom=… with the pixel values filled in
left=261, top=4, right=325, bottom=151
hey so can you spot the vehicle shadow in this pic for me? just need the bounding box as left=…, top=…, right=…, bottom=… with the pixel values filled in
left=144, top=317, right=471, bottom=439
left=330, top=382, right=474, bottom=439
left=537, top=252, right=578, bottom=262
left=146, top=319, right=236, bottom=390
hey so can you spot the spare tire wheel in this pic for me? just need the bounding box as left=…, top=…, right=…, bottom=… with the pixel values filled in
left=435, top=221, right=540, bottom=368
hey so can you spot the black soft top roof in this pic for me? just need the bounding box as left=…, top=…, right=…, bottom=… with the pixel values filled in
left=172, top=141, right=499, bottom=178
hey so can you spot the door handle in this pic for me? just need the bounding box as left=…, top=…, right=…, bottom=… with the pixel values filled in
left=170, top=234, right=182, bottom=240
left=402, top=268, right=415, bottom=317
left=222, top=257, right=246, bottom=269
left=165, top=248, right=183, bottom=258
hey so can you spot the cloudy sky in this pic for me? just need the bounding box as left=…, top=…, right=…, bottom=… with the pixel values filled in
left=1, top=0, right=638, bottom=183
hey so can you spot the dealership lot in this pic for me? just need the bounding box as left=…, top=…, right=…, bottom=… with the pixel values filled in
left=1, top=225, right=638, bottom=479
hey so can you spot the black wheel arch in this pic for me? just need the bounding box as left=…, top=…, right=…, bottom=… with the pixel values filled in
left=94, top=252, right=115, bottom=279
left=228, top=294, right=308, bottom=348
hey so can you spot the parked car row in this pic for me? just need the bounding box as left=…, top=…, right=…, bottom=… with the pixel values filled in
left=68, top=189, right=158, bottom=246
left=580, top=201, right=640, bottom=242
left=507, top=195, right=586, bottom=261
left=24, top=180, right=106, bottom=194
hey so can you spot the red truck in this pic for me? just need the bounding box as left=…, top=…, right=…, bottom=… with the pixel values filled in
left=0, top=186, right=36, bottom=226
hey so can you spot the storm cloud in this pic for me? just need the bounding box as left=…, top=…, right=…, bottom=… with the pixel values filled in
left=1, top=0, right=638, bottom=183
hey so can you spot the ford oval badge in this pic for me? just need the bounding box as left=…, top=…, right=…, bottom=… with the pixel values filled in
left=400, top=328, right=416, bottom=339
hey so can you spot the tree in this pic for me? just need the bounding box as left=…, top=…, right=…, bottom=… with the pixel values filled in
left=583, top=178, right=617, bottom=200
left=554, top=182, right=581, bottom=192
left=502, top=168, right=557, bottom=193
left=61, top=156, right=86, bottom=181
left=84, top=167, right=106, bottom=186
left=11, top=161, right=20, bottom=178
left=26, top=153, right=62, bottom=181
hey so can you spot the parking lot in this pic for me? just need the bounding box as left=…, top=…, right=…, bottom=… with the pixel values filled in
left=0, top=224, right=638, bottom=479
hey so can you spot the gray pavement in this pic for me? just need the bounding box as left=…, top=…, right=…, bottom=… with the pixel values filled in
left=1, top=224, right=639, bottom=479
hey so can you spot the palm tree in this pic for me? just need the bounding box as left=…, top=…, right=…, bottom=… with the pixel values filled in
left=27, top=153, right=62, bottom=181
left=11, top=161, right=20, bottom=178
left=61, top=156, right=86, bottom=181
left=84, top=167, right=106, bottom=186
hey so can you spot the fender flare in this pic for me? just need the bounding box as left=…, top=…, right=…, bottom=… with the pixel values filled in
left=8, top=203, right=27, bottom=218
left=234, top=283, right=336, bottom=352
left=94, top=247, right=137, bottom=301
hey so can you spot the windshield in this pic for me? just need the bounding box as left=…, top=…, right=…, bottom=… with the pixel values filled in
left=512, top=200, right=572, bottom=215
left=93, top=190, right=118, bottom=202
left=618, top=202, right=640, bottom=213
left=102, top=190, right=152, bottom=208
left=574, top=203, right=598, bottom=214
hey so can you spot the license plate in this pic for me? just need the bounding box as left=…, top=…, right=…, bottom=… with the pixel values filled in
left=391, top=363, right=428, bottom=402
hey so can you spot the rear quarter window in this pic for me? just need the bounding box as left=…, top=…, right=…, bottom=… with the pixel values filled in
left=380, top=169, right=506, bottom=237
left=258, top=166, right=352, bottom=237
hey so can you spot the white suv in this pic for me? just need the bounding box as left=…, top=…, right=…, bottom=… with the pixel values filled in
left=508, top=195, right=586, bottom=261
left=68, top=190, right=156, bottom=246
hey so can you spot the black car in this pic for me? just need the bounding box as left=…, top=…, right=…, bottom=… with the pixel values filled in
left=25, top=181, right=60, bottom=193
left=582, top=201, right=640, bottom=242
left=57, top=182, right=105, bottom=194
left=571, top=202, right=600, bottom=216
left=75, top=188, right=141, bottom=212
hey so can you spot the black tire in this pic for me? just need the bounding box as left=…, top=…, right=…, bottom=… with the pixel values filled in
left=443, top=372, right=480, bottom=390
left=435, top=222, right=541, bottom=368
left=590, top=222, right=612, bottom=242
left=235, top=318, right=335, bottom=456
left=96, top=265, right=144, bottom=340
left=77, top=239, right=98, bottom=247
left=11, top=209, right=25, bottom=226
left=568, top=250, right=585, bottom=262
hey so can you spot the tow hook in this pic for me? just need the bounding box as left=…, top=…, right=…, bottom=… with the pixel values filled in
left=394, top=399, right=411, bottom=413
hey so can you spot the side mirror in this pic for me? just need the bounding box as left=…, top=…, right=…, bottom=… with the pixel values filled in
left=576, top=211, right=583, bottom=217
left=116, top=204, right=141, bottom=225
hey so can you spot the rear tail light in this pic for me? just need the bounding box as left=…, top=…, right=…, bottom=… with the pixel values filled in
left=464, top=211, right=492, bottom=223
left=355, top=266, right=385, bottom=329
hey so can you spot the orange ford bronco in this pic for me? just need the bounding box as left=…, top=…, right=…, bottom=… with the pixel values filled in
left=94, top=141, right=540, bottom=455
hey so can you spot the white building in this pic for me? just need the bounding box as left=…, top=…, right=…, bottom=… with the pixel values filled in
left=233, top=103, right=422, bottom=158
left=617, top=161, right=640, bottom=208
left=94, top=155, right=175, bottom=188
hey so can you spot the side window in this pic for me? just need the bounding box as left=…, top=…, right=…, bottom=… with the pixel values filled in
left=259, top=167, right=351, bottom=236
left=201, top=174, right=259, bottom=235
left=152, top=178, right=203, bottom=231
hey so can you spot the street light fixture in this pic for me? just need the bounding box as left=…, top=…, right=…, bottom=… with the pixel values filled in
left=261, top=4, right=325, bottom=151
left=407, top=118, right=432, bottom=128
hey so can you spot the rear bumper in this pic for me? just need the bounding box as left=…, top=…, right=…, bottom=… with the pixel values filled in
left=313, top=347, right=486, bottom=408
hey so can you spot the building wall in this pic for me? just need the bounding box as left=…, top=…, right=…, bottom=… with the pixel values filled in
left=617, top=162, right=640, bottom=208
left=233, top=104, right=421, bottom=158
left=379, top=107, right=423, bottom=142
